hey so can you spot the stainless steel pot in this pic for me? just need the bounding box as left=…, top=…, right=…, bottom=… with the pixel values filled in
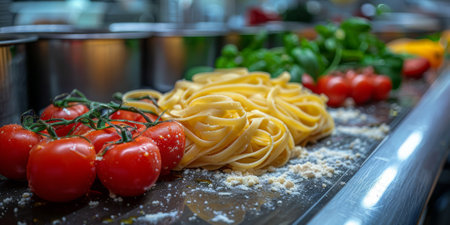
left=0, top=35, right=37, bottom=125
left=1, top=25, right=151, bottom=111
left=110, top=23, right=226, bottom=92
left=371, top=13, right=442, bottom=42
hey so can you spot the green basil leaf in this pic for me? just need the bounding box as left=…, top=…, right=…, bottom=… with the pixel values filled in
left=222, top=44, right=239, bottom=57
left=289, top=64, right=305, bottom=83
left=341, top=17, right=371, bottom=33
left=292, top=47, right=320, bottom=80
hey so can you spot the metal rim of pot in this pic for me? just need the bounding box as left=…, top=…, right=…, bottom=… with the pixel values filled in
left=0, top=24, right=77, bottom=34
left=37, top=32, right=151, bottom=40
left=0, top=25, right=151, bottom=40
left=0, top=34, right=38, bottom=46
left=371, top=12, right=441, bottom=33
left=109, top=22, right=229, bottom=37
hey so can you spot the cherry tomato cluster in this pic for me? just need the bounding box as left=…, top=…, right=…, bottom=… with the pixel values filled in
left=0, top=90, right=185, bottom=202
left=302, top=67, right=393, bottom=107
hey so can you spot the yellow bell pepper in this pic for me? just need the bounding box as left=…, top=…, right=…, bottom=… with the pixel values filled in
left=387, top=38, right=445, bottom=69
left=441, top=30, right=450, bottom=53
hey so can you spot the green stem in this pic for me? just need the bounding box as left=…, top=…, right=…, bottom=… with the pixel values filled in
left=27, top=89, right=165, bottom=142
left=323, top=47, right=343, bottom=76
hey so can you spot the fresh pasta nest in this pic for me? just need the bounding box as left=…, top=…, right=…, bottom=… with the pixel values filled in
left=122, top=69, right=334, bottom=172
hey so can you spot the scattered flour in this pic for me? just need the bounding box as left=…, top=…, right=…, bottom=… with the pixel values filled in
left=289, top=161, right=334, bottom=179
left=336, top=124, right=390, bottom=140
left=18, top=193, right=32, bottom=206
left=219, top=121, right=378, bottom=194
left=211, top=211, right=235, bottom=224
left=330, top=108, right=367, bottom=122
left=267, top=173, right=295, bottom=191
left=137, top=211, right=178, bottom=224
left=225, top=172, right=260, bottom=187
left=88, top=201, right=99, bottom=208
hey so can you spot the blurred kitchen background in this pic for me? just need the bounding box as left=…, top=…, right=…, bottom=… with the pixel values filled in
left=0, top=0, right=448, bottom=29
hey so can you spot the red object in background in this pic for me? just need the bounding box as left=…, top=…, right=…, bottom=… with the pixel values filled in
left=301, top=73, right=317, bottom=93
left=372, top=75, right=392, bottom=101
left=317, top=75, right=351, bottom=107
left=248, top=7, right=280, bottom=25
left=350, top=74, right=374, bottom=104
left=402, top=57, right=431, bottom=79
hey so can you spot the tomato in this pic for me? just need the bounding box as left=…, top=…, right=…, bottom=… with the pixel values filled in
left=317, top=75, right=350, bottom=107
left=40, top=103, right=89, bottom=137
left=344, top=70, right=358, bottom=82
left=372, top=75, right=392, bottom=101
left=71, top=123, right=94, bottom=136
left=0, top=125, right=42, bottom=180
left=403, top=57, right=431, bottom=78
left=361, top=67, right=375, bottom=76
left=110, top=110, right=158, bottom=131
left=83, top=127, right=121, bottom=153
left=96, top=136, right=161, bottom=196
left=350, top=75, right=374, bottom=105
left=83, top=122, right=139, bottom=153
left=27, top=137, right=96, bottom=202
left=142, top=121, right=185, bottom=175
left=301, top=74, right=317, bottom=93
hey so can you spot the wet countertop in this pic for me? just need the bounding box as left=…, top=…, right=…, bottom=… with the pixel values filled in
left=0, top=69, right=448, bottom=225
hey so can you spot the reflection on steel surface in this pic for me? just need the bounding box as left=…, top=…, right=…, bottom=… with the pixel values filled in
left=27, top=33, right=146, bottom=110
left=361, top=166, right=397, bottom=208
left=397, top=131, right=423, bottom=160
left=109, top=22, right=225, bottom=92
left=0, top=35, right=36, bottom=125
left=343, top=218, right=362, bottom=225
left=145, top=34, right=222, bottom=92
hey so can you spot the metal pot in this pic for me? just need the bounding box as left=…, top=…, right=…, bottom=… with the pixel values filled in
left=1, top=25, right=150, bottom=111
left=110, top=23, right=226, bottom=92
left=372, top=13, right=442, bottom=42
left=0, top=35, right=37, bottom=125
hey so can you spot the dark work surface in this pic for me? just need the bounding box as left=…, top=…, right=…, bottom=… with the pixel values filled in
left=0, top=74, right=438, bottom=225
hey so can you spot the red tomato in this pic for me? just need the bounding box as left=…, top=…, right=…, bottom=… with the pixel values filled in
left=403, top=57, right=431, bottom=78
left=83, top=127, right=121, bottom=153
left=27, top=137, right=96, bottom=202
left=301, top=74, right=317, bottom=93
left=361, top=67, right=375, bottom=76
left=96, top=136, right=161, bottom=197
left=372, top=75, right=392, bottom=101
left=344, top=70, right=358, bottom=82
left=142, top=121, right=185, bottom=175
left=40, top=103, right=89, bottom=137
left=317, top=75, right=350, bottom=107
left=0, top=125, right=42, bottom=180
left=72, top=123, right=94, bottom=136
left=350, top=75, right=374, bottom=105
left=83, top=122, right=139, bottom=153
left=110, top=110, right=158, bottom=131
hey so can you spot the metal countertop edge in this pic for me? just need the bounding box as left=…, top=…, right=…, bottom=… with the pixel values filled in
left=306, top=70, right=450, bottom=225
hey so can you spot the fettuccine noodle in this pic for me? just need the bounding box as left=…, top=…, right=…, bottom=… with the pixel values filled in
left=122, top=69, right=334, bottom=172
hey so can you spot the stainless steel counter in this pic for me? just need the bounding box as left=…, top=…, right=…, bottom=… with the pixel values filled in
left=308, top=69, right=450, bottom=225
left=0, top=69, right=448, bottom=225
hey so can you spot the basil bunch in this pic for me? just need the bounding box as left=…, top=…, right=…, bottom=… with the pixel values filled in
left=188, top=17, right=403, bottom=89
